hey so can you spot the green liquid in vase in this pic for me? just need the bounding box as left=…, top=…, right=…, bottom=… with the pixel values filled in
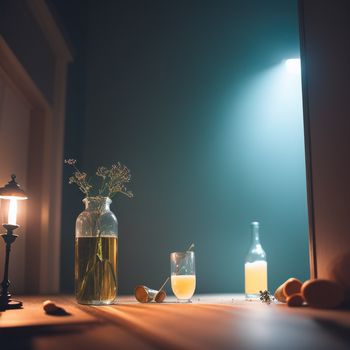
left=75, top=236, right=118, bottom=305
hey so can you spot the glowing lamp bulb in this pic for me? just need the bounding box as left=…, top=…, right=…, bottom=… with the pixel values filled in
left=8, top=198, right=18, bottom=225
left=285, top=58, right=301, bottom=75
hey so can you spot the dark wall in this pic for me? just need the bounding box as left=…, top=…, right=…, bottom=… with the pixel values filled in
left=0, top=0, right=55, bottom=103
left=58, top=0, right=309, bottom=294
left=300, top=0, right=350, bottom=301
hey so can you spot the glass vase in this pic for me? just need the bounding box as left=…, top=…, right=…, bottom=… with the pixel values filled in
left=75, top=196, right=118, bottom=305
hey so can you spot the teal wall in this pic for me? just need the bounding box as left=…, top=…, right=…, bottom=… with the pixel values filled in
left=59, top=0, right=309, bottom=294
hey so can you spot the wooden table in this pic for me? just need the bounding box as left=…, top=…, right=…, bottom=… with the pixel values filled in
left=1, top=295, right=350, bottom=349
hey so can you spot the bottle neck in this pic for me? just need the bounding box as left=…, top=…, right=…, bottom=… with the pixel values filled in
left=83, top=196, right=111, bottom=212
left=246, top=221, right=266, bottom=262
left=251, top=222, right=260, bottom=245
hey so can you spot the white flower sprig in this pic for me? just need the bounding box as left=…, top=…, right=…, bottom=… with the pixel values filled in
left=65, top=159, right=133, bottom=199
left=96, top=162, right=133, bottom=198
left=65, top=159, right=92, bottom=196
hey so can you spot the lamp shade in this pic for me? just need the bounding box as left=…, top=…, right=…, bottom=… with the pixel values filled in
left=0, top=174, right=28, bottom=200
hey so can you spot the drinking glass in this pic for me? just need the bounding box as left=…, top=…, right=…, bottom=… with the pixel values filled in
left=170, top=251, right=196, bottom=302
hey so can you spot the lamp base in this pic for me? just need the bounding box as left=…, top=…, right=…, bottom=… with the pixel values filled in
left=0, top=292, right=23, bottom=311
left=0, top=223, right=23, bottom=311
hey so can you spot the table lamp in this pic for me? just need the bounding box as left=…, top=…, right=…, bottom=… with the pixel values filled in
left=0, top=174, right=28, bottom=310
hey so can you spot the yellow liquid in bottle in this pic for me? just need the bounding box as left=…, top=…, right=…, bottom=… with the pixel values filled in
left=171, top=275, right=196, bottom=300
left=245, top=260, right=267, bottom=295
left=75, top=236, right=118, bottom=304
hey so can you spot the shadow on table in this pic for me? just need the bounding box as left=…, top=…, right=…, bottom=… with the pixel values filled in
left=0, top=325, right=86, bottom=350
left=314, top=318, right=350, bottom=347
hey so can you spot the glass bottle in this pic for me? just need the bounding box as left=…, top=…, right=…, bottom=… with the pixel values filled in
left=75, top=196, right=118, bottom=305
left=244, top=221, right=267, bottom=298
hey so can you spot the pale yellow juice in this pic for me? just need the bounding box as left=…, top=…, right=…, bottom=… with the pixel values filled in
left=171, top=275, right=196, bottom=300
left=245, top=260, right=267, bottom=295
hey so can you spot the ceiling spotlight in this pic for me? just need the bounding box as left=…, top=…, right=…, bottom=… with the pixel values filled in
left=285, top=58, right=301, bottom=75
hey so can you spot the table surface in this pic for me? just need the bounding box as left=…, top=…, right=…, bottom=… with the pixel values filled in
left=1, top=294, right=350, bottom=349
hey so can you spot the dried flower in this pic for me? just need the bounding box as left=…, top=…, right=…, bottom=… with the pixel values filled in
left=65, top=159, right=133, bottom=199
left=67, top=170, right=92, bottom=196
left=96, top=166, right=109, bottom=179
left=259, top=290, right=274, bottom=305
left=64, top=159, right=77, bottom=165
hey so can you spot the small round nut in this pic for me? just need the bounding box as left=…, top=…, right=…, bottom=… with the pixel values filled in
left=286, top=293, right=304, bottom=307
left=274, top=278, right=303, bottom=303
left=43, top=300, right=59, bottom=314
left=301, top=279, right=345, bottom=309
left=283, top=278, right=303, bottom=297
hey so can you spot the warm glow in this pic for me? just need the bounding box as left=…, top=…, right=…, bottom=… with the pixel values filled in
left=8, top=198, right=18, bottom=225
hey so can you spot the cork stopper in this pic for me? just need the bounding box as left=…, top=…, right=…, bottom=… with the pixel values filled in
left=134, top=285, right=167, bottom=303
left=155, top=290, right=166, bottom=303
